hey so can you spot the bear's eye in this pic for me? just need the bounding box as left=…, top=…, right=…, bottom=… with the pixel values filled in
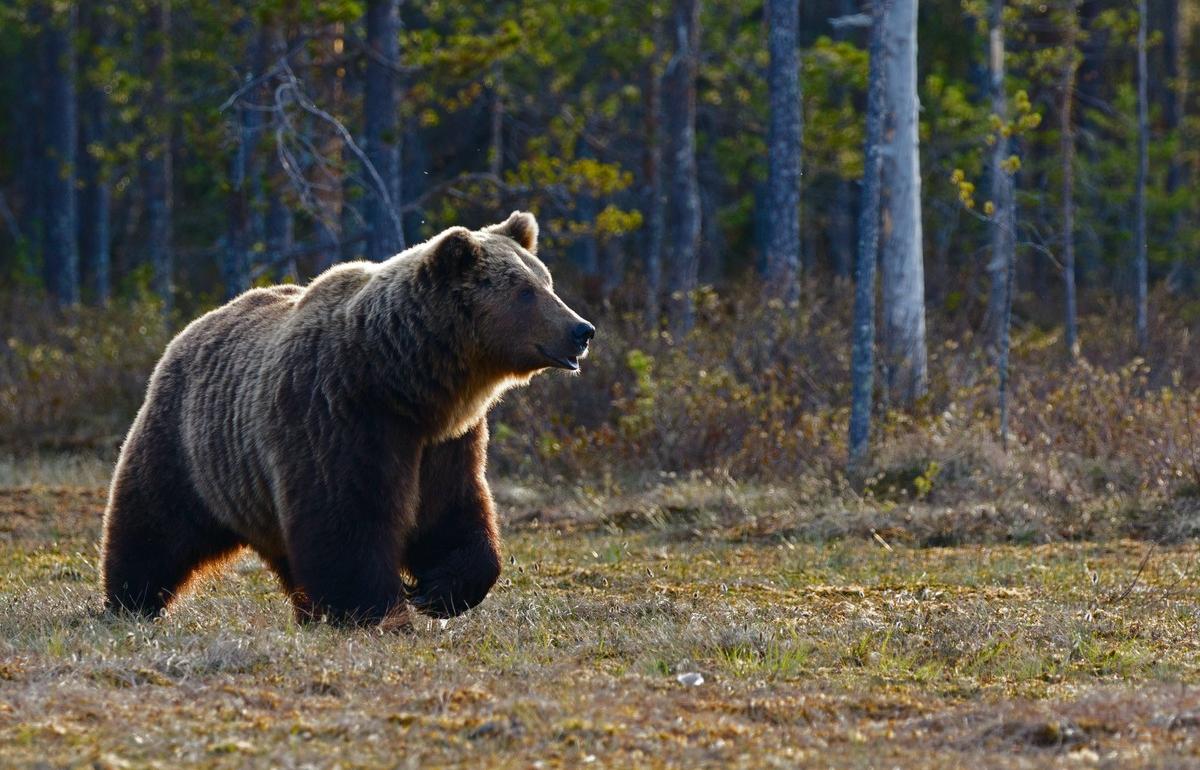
left=517, top=286, right=536, bottom=303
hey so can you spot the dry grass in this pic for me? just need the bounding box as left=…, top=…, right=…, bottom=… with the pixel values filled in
left=3, top=470, right=1200, bottom=768
left=0, top=451, right=114, bottom=488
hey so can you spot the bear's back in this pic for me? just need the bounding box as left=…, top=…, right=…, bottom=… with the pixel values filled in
left=167, top=284, right=309, bottom=548
left=171, top=268, right=388, bottom=549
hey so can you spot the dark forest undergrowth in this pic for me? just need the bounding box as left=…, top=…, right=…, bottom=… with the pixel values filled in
left=3, top=285, right=1198, bottom=545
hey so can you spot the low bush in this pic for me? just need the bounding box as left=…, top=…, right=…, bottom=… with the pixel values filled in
left=2, top=285, right=1198, bottom=541
left=0, top=293, right=171, bottom=449
left=490, top=287, right=1200, bottom=512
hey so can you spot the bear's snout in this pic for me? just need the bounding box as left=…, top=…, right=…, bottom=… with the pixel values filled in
left=533, top=304, right=594, bottom=372
left=572, top=321, right=595, bottom=354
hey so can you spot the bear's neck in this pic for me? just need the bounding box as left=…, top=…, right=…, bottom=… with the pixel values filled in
left=349, top=263, right=511, bottom=440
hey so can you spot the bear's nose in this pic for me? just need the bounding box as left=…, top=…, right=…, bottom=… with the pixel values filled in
left=573, top=321, right=595, bottom=348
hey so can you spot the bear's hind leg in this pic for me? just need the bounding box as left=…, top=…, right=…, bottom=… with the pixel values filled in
left=257, top=552, right=315, bottom=624
left=102, top=470, right=242, bottom=618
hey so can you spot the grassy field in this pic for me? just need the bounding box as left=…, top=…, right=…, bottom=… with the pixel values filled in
left=3, top=459, right=1200, bottom=768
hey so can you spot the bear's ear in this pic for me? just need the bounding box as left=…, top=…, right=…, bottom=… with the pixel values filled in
left=428, top=226, right=483, bottom=278
left=485, top=210, right=539, bottom=252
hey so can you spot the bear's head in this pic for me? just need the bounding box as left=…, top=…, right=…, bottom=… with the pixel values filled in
left=426, top=211, right=595, bottom=377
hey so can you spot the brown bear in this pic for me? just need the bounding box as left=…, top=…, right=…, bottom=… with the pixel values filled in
left=100, top=211, right=593, bottom=626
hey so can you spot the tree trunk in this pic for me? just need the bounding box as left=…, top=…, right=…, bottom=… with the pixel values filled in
left=266, top=190, right=296, bottom=282
left=1074, top=0, right=1104, bottom=290
left=489, top=62, right=504, bottom=179
left=599, top=238, right=624, bottom=306
left=77, top=4, right=111, bottom=306
left=984, top=0, right=1020, bottom=447
left=698, top=168, right=724, bottom=284
left=831, top=176, right=856, bottom=280
left=364, top=0, right=404, bottom=261
left=1135, top=0, right=1149, bottom=350
left=642, top=30, right=665, bottom=327
left=571, top=134, right=600, bottom=295
left=1165, top=0, right=1192, bottom=293
left=1061, top=4, right=1079, bottom=357
left=848, top=0, right=889, bottom=470
left=248, top=24, right=270, bottom=262
left=663, top=0, right=702, bottom=337
left=225, top=17, right=274, bottom=299
left=264, top=20, right=295, bottom=282
left=986, top=0, right=1016, bottom=352
left=399, top=3, right=429, bottom=243
left=879, top=0, right=927, bottom=405
left=42, top=2, right=80, bottom=306
left=224, top=18, right=257, bottom=300
left=144, top=0, right=173, bottom=313
left=764, top=0, right=802, bottom=303
left=18, top=4, right=47, bottom=282
left=829, top=0, right=859, bottom=281
left=224, top=122, right=252, bottom=299
left=996, top=204, right=1017, bottom=451
left=338, top=41, right=363, bottom=264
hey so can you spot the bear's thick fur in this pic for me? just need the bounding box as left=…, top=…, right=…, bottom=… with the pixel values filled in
left=100, top=212, right=593, bottom=626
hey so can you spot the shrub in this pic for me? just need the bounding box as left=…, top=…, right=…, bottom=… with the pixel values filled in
left=0, top=293, right=171, bottom=449
left=488, top=284, right=1200, bottom=525
left=2, top=284, right=1198, bottom=540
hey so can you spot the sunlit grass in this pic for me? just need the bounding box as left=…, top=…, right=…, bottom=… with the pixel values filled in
left=3, top=481, right=1200, bottom=767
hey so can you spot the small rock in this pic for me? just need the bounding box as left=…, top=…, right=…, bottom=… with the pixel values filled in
left=676, top=672, right=704, bottom=686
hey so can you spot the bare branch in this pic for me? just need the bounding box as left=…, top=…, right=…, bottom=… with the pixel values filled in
left=274, top=62, right=406, bottom=249
left=217, top=40, right=307, bottom=113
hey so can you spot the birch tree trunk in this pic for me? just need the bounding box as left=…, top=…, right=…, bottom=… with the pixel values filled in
left=879, top=0, right=927, bottom=405
left=1135, top=0, right=1149, bottom=350
left=663, top=0, right=702, bottom=337
left=144, top=0, right=174, bottom=313
left=984, top=0, right=1019, bottom=447
left=364, top=0, right=404, bottom=261
left=43, top=2, right=80, bottom=306
left=848, top=0, right=889, bottom=470
left=1061, top=4, right=1079, bottom=358
left=764, top=0, right=802, bottom=303
left=986, top=0, right=1016, bottom=352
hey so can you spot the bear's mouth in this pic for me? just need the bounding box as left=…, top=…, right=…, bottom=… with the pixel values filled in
left=536, top=345, right=581, bottom=371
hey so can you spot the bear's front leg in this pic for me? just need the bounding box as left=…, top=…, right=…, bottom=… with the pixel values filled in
left=282, top=441, right=421, bottom=627
left=405, top=421, right=502, bottom=618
